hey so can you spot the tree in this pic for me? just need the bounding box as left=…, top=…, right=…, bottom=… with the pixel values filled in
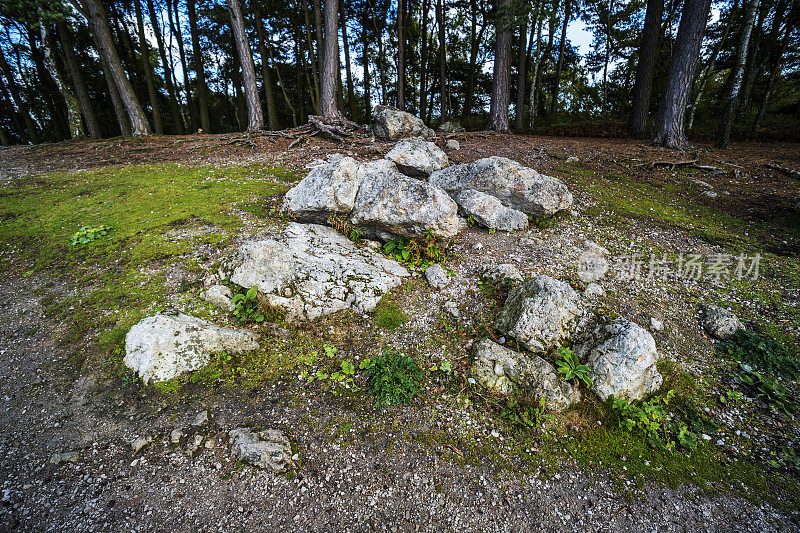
left=39, top=22, right=83, bottom=138
left=436, top=0, right=447, bottom=120
left=396, top=0, right=405, bottom=109
left=514, top=1, right=530, bottom=131
left=55, top=18, right=101, bottom=138
left=716, top=0, right=761, bottom=147
left=186, top=0, right=210, bottom=132
left=629, top=0, right=664, bottom=136
left=652, top=0, right=711, bottom=148
left=320, top=0, right=342, bottom=118
left=488, top=0, right=512, bottom=131
left=227, top=0, right=263, bottom=131
left=133, top=0, right=163, bottom=134
left=550, top=0, right=571, bottom=115
left=146, top=0, right=184, bottom=134
left=254, top=5, right=279, bottom=130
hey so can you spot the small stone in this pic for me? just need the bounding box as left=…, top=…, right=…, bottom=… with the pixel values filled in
left=445, top=139, right=460, bottom=151
left=700, top=304, right=743, bottom=340
left=170, top=429, right=185, bottom=445
left=49, top=451, right=79, bottom=465
left=444, top=300, right=460, bottom=318
left=191, top=410, right=210, bottom=429
left=384, top=137, right=449, bottom=178
left=200, top=284, right=234, bottom=311
left=131, top=436, right=153, bottom=454
left=472, top=242, right=483, bottom=250
left=577, top=241, right=610, bottom=283
left=584, top=283, right=605, bottom=298
left=479, top=263, right=523, bottom=283
left=649, top=317, right=664, bottom=332
left=424, top=264, right=450, bottom=289
left=229, top=428, right=292, bottom=472
left=565, top=156, right=579, bottom=163
left=716, top=439, right=724, bottom=445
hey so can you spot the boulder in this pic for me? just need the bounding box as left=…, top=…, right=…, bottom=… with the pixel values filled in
left=478, top=263, right=523, bottom=284
left=229, top=428, right=292, bottom=472
left=495, top=275, right=585, bottom=355
left=282, top=157, right=360, bottom=222
left=576, top=240, right=610, bottom=283
left=124, top=311, right=259, bottom=383
left=373, top=105, right=434, bottom=140
left=456, top=189, right=529, bottom=231
left=471, top=339, right=580, bottom=412
left=574, top=318, right=662, bottom=401
left=348, top=159, right=462, bottom=240
left=424, top=263, right=450, bottom=289
left=700, top=304, right=743, bottom=340
left=385, top=137, right=449, bottom=178
left=200, top=284, right=234, bottom=311
left=438, top=120, right=465, bottom=132
left=445, top=139, right=460, bottom=151
left=429, top=156, right=573, bottom=218
left=223, top=223, right=409, bottom=322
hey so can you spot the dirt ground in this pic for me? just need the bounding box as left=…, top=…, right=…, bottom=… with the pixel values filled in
left=0, top=132, right=799, bottom=532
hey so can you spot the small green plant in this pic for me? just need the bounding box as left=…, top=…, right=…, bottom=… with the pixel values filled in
left=374, top=300, right=408, bottom=331
left=70, top=225, right=110, bottom=245
left=738, top=364, right=797, bottom=415
left=362, top=349, right=425, bottom=407
left=718, top=329, right=800, bottom=379
left=466, top=215, right=476, bottom=227
left=533, top=216, right=557, bottom=230
left=500, top=396, right=554, bottom=429
left=231, top=286, right=264, bottom=325
left=768, top=446, right=800, bottom=469
left=555, top=346, right=591, bottom=387
left=610, top=390, right=699, bottom=451
left=382, top=230, right=447, bottom=269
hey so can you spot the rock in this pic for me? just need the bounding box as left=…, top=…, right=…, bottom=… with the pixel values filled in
left=424, top=264, right=450, bottom=289
left=576, top=241, right=610, bottom=283
left=124, top=311, right=260, bottom=383
left=170, top=429, right=185, bottom=445
left=282, top=157, right=360, bottom=222
left=229, top=428, right=292, bottom=472
left=373, top=105, right=434, bottom=140
left=472, top=242, right=483, bottom=250
left=200, top=284, right=234, bottom=311
left=49, top=451, right=79, bottom=465
left=429, top=156, right=573, bottom=218
left=191, top=410, right=214, bottom=432
left=700, top=304, right=743, bottom=340
left=444, top=139, right=460, bottom=151
left=444, top=300, right=460, bottom=318
left=565, top=156, right=579, bottom=163
left=438, top=120, right=464, bottom=132
left=471, top=339, right=580, bottom=412
left=584, top=283, right=605, bottom=298
left=223, top=223, right=409, bottom=322
left=384, top=137, right=449, bottom=178
left=496, top=275, right=585, bottom=355
left=349, top=159, right=462, bottom=240
left=574, top=318, right=662, bottom=401
left=649, top=317, right=664, bottom=332
left=131, top=436, right=153, bottom=454
left=456, top=189, right=529, bottom=231
left=478, top=263, right=523, bottom=284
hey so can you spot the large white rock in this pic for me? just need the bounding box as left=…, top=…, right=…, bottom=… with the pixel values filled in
left=456, top=189, right=529, bottom=231
left=574, top=318, right=662, bottom=401
left=495, top=275, right=586, bottom=355
left=229, top=428, right=292, bottom=472
left=429, top=156, right=573, bottom=218
left=385, top=137, right=449, bottom=178
left=471, top=339, right=580, bottom=412
left=282, top=157, right=360, bottom=222
left=373, top=105, right=435, bottom=140
left=124, top=311, right=259, bottom=383
left=348, top=159, right=462, bottom=240
left=700, top=304, right=743, bottom=340
left=223, top=223, right=409, bottom=322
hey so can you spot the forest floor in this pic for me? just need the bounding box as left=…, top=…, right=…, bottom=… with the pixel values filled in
left=0, top=132, right=799, bottom=531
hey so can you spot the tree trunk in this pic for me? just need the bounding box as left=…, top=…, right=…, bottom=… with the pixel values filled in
left=628, top=0, right=663, bottom=135
left=340, top=0, right=356, bottom=118
left=39, top=24, right=85, bottom=139
left=227, top=0, right=264, bottom=131
left=419, top=0, right=430, bottom=120
left=146, top=0, right=184, bottom=134
left=80, top=0, right=151, bottom=135
left=362, top=15, right=372, bottom=121
left=0, top=52, right=40, bottom=143
left=715, top=0, right=760, bottom=148
left=269, top=44, right=297, bottom=126
left=488, top=0, right=512, bottom=131
left=99, top=48, right=132, bottom=136
left=549, top=0, right=571, bottom=116
left=736, top=0, right=768, bottom=120
left=753, top=0, right=795, bottom=133
left=187, top=0, right=211, bottom=132
left=652, top=0, right=712, bottom=148
left=133, top=0, right=164, bottom=134
left=436, top=0, right=448, bottom=120
left=320, top=0, right=343, bottom=118
left=254, top=7, right=280, bottom=130
left=462, top=0, right=477, bottom=120
left=514, top=7, right=530, bottom=131
left=303, top=0, right=321, bottom=110
left=168, top=0, right=196, bottom=130
left=55, top=19, right=101, bottom=138
left=528, top=6, right=543, bottom=128
left=397, top=0, right=405, bottom=109
left=26, top=30, right=69, bottom=141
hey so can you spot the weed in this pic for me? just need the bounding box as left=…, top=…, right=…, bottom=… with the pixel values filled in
left=555, top=347, right=591, bottom=388
left=500, top=397, right=554, bottom=429
left=383, top=230, right=448, bottom=269
left=610, top=391, right=699, bottom=451
left=718, top=329, right=800, bottom=379
left=231, top=286, right=265, bottom=325
left=362, top=349, right=425, bottom=407
left=737, top=364, right=797, bottom=415
left=70, top=225, right=110, bottom=245
left=328, top=214, right=362, bottom=243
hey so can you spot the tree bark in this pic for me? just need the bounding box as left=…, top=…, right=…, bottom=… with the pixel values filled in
left=168, top=0, right=196, bottom=130
left=397, top=0, right=405, bottom=109
left=514, top=6, right=530, bottom=131
left=320, top=0, right=343, bottom=119
left=715, top=0, right=760, bottom=148
left=227, top=0, right=264, bottom=131
left=39, top=24, right=85, bottom=139
left=133, top=0, right=164, bottom=134
left=254, top=7, right=280, bottom=130
left=652, top=0, right=711, bottom=148
left=340, top=0, right=356, bottom=118
left=488, top=0, right=512, bottom=131
left=528, top=6, right=543, bottom=128
left=628, top=0, right=664, bottom=136
left=0, top=52, right=40, bottom=143
left=55, top=19, right=101, bottom=138
left=146, top=0, right=184, bottom=134
left=753, top=0, right=795, bottom=133
left=303, top=0, right=321, bottom=111
left=187, top=0, right=211, bottom=132
left=80, top=0, right=151, bottom=135
left=419, top=0, right=430, bottom=120
left=462, top=0, right=477, bottom=120
left=549, top=0, right=571, bottom=116
left=436, top=0, right=448, bottom=120
left=362, top=11, right=372, bottom=122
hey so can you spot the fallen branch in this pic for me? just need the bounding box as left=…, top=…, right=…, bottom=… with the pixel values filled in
left=767, top=163, right=800, bottom=180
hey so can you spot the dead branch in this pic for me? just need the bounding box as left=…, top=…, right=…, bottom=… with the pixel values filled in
left=767, top=163, right=800, bottom=180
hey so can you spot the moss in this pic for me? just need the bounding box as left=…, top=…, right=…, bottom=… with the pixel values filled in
left=373, top=297, right=409, bottom=331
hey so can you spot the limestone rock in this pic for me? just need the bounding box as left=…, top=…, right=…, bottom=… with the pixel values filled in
left=200, top=284, right=234, bottom=311
left=456, top=189, right=529, bottom=231
left=424, top=263, right=450, bottom=289
left=131, top=436, right=153, bottom=454
left=584, top=283, right=605, bottom=298
left=124, top=311, right=259, bottom=383
left=49, top=451, right=79, bottom=464
left=223, top=223, right=409, bottom=322
left=574, top=318, right=662, bottom=401
left=282, top=157, right=360, bottom=222
left=495, top=275, right=585, bottom=355
left=577, top=240, right=610, bottom=283
left=438, top=120, right=465, bottom=132
left=478, top=263, right=523, bottom=284
left=471, top=338, right=517, bottom=395
left=229, top=428, right=292, bottom=472
left=429, top=156, right=573, bottom=218
left=349, top=159, right=462, bottom=240
left=385, top=137, right=449, bottom=178
left=373, top=105, right=434, bottom=140
left=445, top=139, right=460, bottom=151
left=700, top=304, right=743, bottom=340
